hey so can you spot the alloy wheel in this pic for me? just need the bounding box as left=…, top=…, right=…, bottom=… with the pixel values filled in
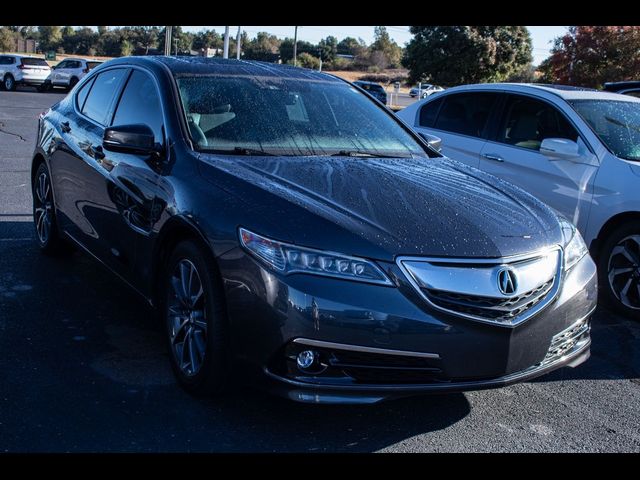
left=34, top=171, right=53, bottom=245
left=167, top=259, right=208, bottom=376
left=607, top=235, right=640, bottom=310
left=5, top=76, right=14, bottom=90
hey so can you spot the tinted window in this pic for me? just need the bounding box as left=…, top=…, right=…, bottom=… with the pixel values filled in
left=499, top=95, right=578, bottom=151
left=419, top=97, right=444, bottom=127
left=0, top=56, right=13, bottom=65
left=76, top=77, right=95, bottom=111
left=87, top=61, right=101, bottom=70
left=55, top=60, right=68, bottom=69
left=21, top=58, right=49, bottom=67
left=624, top=90, right=640, bottom=99
left=81, top=69, right=127, bottom=125
left=112, top=70, right=164, bottom=141
left=433, top=93, right=498, bottom=138
left=68, top=61, right=81, bottom=69
left=177, top=76, right=428, bottom=157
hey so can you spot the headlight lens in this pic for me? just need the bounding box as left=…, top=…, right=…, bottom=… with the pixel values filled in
left=559, top=218, right=588, bottom=270
left=239, top=228, right=393, bottom=285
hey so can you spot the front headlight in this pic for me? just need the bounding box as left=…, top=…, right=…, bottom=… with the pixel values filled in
left=239, top=228, right=393, bottom=286
left=559, top=218, right=589, bottom=270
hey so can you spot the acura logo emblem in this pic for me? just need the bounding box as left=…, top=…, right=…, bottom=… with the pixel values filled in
left=497, top=268, right=517, bottom=295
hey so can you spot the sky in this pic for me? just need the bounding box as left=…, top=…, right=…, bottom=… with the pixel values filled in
left=178, top=26, right=568, bottom=66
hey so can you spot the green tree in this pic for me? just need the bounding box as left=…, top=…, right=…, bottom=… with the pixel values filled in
left=539, top=26, right=640, bottom=87
left=337, top=36, right=362, bottom=56
left=37, top=25, right=62, bottom=52
left=243, top=32, right=281, bottom=61
left=296, top=52, right=320, bottom=70
left=318, top=35, right=338, bottom=63
left=403, top=26, right=532, bottom=86
left=0, top=27, right=16, bottom=52
left=371, top=26, right=403, bottom=68
left=97, top=26, right=108, bottom=36
left=193, top=29, right=222, bottom=51
left=120, top=39, right=134, bottom=57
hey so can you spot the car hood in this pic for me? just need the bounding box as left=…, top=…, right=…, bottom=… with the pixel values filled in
left=197, top=154, right=564, bottom=261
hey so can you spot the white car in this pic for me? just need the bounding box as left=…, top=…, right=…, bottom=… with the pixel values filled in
left=398, top=83, right=640, bottom=318
left=409, top=84, right=444, bottom=98
left=43, top=58, right=102, bottom=91
left=0, top=54, right=51, bottom=91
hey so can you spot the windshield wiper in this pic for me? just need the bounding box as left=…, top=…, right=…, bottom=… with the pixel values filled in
left=232, top=147, right=276, bottom=156
left=329, top=150, right=410, bottom=158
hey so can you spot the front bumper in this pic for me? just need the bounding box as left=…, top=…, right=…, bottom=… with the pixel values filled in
left=219, top=248, right=597, bottom=404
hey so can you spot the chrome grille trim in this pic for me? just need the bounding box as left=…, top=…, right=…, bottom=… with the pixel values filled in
left=541, top=316, right=590, bottom=366
left=397, top=246, right=564, bottom=327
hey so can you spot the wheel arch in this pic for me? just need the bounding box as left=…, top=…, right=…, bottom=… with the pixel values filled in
left=151, top=215, right=225, bottom=308
left=590, top=211, right=640, bottom=261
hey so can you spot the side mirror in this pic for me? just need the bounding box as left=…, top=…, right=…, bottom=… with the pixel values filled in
left=540, top=138, right=580, bottom=161
left=418, top=132, right=442, bottom=152
left=103, top=124, right=157, bottom=155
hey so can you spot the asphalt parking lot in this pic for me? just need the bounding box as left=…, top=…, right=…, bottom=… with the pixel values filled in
left=1, top=88, right=640, bottom=453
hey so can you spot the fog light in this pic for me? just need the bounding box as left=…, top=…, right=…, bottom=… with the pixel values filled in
left=296, top=350, right=316, bottom=370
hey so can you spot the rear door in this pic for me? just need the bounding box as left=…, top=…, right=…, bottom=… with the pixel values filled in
left=413, top=91, right=501, bottom=168
left=478, top=93, right=598, bottom=229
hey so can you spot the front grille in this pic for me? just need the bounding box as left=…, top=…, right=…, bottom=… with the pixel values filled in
left=425, top=279, right=554, bottom=323
left=541, top=317, right=590, bottom=365
left=398, top=248, right=562, bottom=326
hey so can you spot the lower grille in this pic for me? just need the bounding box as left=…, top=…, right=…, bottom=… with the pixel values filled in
left=541, top=317, right=590, bottom=366
left=426, top=279, right=554, bottom=323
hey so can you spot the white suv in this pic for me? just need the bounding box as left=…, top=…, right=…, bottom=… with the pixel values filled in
left=0, top=54, right=51, bottom=91
left=42, top=58, right=102, bottom=91
left=398, top=83, right=640, bottom=318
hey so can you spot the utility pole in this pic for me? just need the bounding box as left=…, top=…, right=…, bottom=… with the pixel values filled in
left=164, top=26, right=172, bottom=56
left=236, top=26, right=241, bottom=60
left=223, top=26, right=230, bottom=59
left=293, top=26, right=298, bottom=66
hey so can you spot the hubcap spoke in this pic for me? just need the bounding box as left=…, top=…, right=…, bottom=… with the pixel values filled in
left=609, top=235, right=640, bottom=310
left=167, top=258, right=208, bottom=376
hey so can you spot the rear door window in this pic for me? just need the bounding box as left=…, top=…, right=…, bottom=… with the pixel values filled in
left=418, top=96, right=445, bottom=127
left=81, top=68, right=128, bottom=125
left=433, top=92, right=499, bottom=138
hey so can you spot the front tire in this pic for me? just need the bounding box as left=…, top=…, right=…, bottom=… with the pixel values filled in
left=162, top=240, right=229, bottom=396
left=598, top=223, right=640, bottom=320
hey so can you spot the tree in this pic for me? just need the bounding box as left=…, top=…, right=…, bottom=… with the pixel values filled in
left=243, top=32, right=281, bottom=61
left=318, top=36, right=338, bottom=63
left=403, top=26, right=533, bottom=86
left=97, top=26, right=108, bottom=36
left=296, top=52, right=320, bottom=70
left=337, top=37, right=362, bottom=56
left=193, top=29, right=222, bottom=51
left=539, top=26, right=640, bottom=88
left=120, top=39, right=134, bottom=57
left=371, top=26, right=403, bottom=68
left=37, top=26, right=62, bottom=52
left=0, top=27, right=16, bottom=52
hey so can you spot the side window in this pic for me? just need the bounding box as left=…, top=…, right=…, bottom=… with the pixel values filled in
left=81, top=69, right=127, bottom=125
left=112, top=70, right=164, bottom=142
left=498, top=95, right=578, bottom=151
left=433, top=93, right=498, bottom=138
left=624, top=90, right=640, bottom=99
left=76, top=77, right=95, bottom=111
left=0, top=56, right=12, bottom=65
left=56, top=60, right=68, bottom=69
left=418, top=96, right=444, bottom=127
left=68, top=61, right=81, bottom=69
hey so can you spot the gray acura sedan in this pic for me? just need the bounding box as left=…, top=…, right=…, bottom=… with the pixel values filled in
left=32, top=56, right=596, bottom=404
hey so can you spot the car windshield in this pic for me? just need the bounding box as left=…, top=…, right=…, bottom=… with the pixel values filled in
left=569, top=99, right=640, bottom=161
left=176, top=75, right=427, bottom=157
left=21, top=58, right=49, bottom=67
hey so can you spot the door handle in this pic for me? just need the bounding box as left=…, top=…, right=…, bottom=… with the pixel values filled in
left=482, top=153, right=504, bottom=162
left=90, top=144, right=105, bottom=160
left=61, top=121, right=71, bottom=133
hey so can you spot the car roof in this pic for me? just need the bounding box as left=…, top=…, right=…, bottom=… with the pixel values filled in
left=439, top=82, right=640, bottom=102
left=104, top=56, right=343, bottom=83
left=354, top=80, right=382, bottom=86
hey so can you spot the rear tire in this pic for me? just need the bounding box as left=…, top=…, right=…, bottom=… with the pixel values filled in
left=3, top=74, right=16, bottom=91
left=32, top=162, right=70, bottom=255
left=597, top=223, right=640, bottom=320
left=162, top=239, right=229, bottom=396
left=67, top=77, right=78, bottom=91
